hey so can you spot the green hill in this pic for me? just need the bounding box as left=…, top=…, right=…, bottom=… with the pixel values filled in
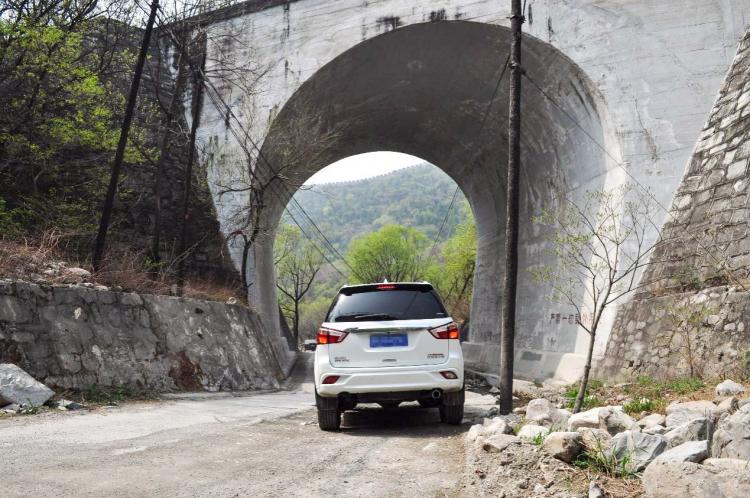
left=284, top=164, right=469, bottom=252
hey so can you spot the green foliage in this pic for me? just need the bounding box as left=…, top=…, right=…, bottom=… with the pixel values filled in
left=564, top=386, right=602, bottom=410
left=346, top=224, right=429, bottom=284
left=81, top=385, right=158, bottom=406
left=0, top=198, right=22, bottom=238
left=623, top=397, right=656, bottom=415
left=573, top=437, right=637, bottom=478
left=531, top=431, right=546, bottom=446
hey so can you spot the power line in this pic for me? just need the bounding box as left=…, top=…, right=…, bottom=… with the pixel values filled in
left=522, top=71, right=748, bottom=291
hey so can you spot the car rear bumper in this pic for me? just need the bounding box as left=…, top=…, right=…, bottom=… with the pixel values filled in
left=315, top=359, right=464, bottom=397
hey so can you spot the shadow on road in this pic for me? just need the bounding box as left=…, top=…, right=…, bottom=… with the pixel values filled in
left=339, top=403, right=467, bottom=437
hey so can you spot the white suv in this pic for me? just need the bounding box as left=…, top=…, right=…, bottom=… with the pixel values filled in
left=313, top=282, right=464, bottom=430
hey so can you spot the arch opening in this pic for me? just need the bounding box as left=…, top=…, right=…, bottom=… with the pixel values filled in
left=249, top=20, right=615, bottom=381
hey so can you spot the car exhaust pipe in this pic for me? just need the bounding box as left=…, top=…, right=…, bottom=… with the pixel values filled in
left=431, top=389, right=442, bottom=400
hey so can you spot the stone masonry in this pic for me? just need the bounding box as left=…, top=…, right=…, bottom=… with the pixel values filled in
left=599, top=28, right=750, bottom=379
left=0, top=281, right=296, bottom=391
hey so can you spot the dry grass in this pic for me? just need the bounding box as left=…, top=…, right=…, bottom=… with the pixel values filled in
left=0, top=232, right=245, bottom=305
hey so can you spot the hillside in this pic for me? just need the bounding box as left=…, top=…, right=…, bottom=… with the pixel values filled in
left=285, top=164, right=469, bottom=251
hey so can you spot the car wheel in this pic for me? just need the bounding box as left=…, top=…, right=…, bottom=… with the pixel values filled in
left=317, top=407, right=341, bottom=431
left=418, top=398, right=440, bottom=408
left=439, top=387, right=465, bottom=425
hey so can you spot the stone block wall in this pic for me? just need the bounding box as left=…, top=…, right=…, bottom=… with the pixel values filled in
left=0, top=281, right=295, bottom=391
left=599, top=28, right=750, bottom=379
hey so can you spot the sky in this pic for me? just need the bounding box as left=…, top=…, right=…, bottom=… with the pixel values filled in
left=304, top=152, right=425, bottom=185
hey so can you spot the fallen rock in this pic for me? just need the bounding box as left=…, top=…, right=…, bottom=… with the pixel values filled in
left=638, top=413, right=666, bottom=429
left=713, top=396, right=739, bottom=416
left=577, top=427, right=612, bottom=452
left=56, top=399, right=85, bottom=411
left=466, top=424, right=486, bottom=442
left=525, top=398, right=569, bottom=428
left=482, top=434, right=522, bottom=453
left=517, top=424, right=549, bottom=441
left=642, top=461, right=750, bottom=498
left=599, top=407, right=638, bottom=435
left=663, top=417, right=707, bottom=448
left=483, top=416, right=514, bottom=435
left=716, top=379, right=746, bottom=397
left=588, top=481, right=604, bottom=498
left=665, top=400, right=716, bottom=427
left=1, top=403, right=20, bottom=414
left=64, top=267, right=92, bottom=280
left=542, top=431, right=582, bottom=463
left=650, top=440, right=708, bottom=465
left=702, top=457, right=750, bottom=470
left=712, top=403, right=750, bottom=459
left=0, top=363, right=54, bottom=407
left=568, top=407, right=607, bottom=431
left=609, top=430, right=666, bottom=472
left=643, top=425, right=668, bottom=435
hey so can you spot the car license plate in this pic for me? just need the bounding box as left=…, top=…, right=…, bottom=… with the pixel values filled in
left=370, top=333, right=407, bottom=348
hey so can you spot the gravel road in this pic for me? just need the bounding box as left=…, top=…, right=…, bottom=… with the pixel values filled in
left=1, top=357, right=495, bottom=497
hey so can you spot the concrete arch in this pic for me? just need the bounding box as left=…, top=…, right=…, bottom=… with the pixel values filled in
left=247, top=20, right=616, bottom=380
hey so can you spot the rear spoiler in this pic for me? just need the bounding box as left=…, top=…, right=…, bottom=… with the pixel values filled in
left=339, top=283, right=434, bottom=295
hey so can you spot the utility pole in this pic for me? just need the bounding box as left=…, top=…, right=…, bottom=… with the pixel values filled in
left=499, top=0, right=523, bottom=414
left=93, top=0, right=159, bottom=271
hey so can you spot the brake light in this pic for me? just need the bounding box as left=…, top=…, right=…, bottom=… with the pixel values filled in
left=429, top=322, right=460, bottom=339
left=317, top=327, right=348, bottom=344
left=377, top=284, right=396, bottom=290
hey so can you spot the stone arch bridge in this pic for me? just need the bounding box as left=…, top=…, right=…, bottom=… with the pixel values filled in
left=165, top=0, right=750, bottom=381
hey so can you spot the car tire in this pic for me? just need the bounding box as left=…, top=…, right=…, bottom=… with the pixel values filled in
left=439, top=387, right=465, bottom=425
left=317, top=407, right=341, bottom=431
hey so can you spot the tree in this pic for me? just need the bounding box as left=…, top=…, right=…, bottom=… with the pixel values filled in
left=347, top=224, right=429, bottom=284
left=275, top=224, right=324, bottom=344
left=428, top=204, right=476, bottom=322
left=531, top=185, right=659, bottom=413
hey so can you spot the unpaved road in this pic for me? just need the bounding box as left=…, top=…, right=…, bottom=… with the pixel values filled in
left=1, top=358, right=494, bottom=497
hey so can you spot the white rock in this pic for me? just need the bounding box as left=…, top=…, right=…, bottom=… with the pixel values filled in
left=712, top=403, right=750, bottom=459
left=638, top=413, right=666, bottom=429
left=483, top=417, right=513, bottom=435
left=466, top=424, right=486, bottom=442
left=481, top=434, right=521, bottom=453
left=577, top=427, right=612, bottom=452
left=0, top=363, right=54, bottom=407
left=703, top=457, right=750, bottom=470
left=517, top=424, right=550, bottom=441
left=643, top=425, right=668, bottom=435
left=65, top=267, right=92, bottom=278
left=525, top=398, right=569, bottom=428
left=588, top=481, right=604, bottom=498
left=663, top=417, right=707, bottom=448
left=542, top=431, right=582, bottom=463
left=716, top=379, right=746, bottom=397
left=568, top=407, right=607, bottom=431
left=713, top=396, right=739, bottom=416
left=665, top=400, right=716, bottom=427
left=650, top=440, right=708, bottom=466
left=609, top=430, right=667, bottom=472
left=599, top=407, right=638, bottom=435
left=643, top=461, right=750, bottom=498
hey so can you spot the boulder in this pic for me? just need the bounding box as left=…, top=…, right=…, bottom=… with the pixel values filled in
left=703, top=458, right=750, bottom=470
left=517, top=424, right=549, bottom=441
left=643, top=425, right=668, bottom=435
left=482, top=434, right=522, bottom=453
left=665, top=400, right=716, bottom=427
left=542, top=431, right=582, bottom=463
left=663, top=417, right=707, bottom=448
left=577, top=427, right=612, bottom=453
left=588, top=481, right=604, bottom=498
left=525, top=398, right=569, bottom=428
left=466, top=424, right=486, bottom=443
left=642, top=461, right=750, bottom=498
left=609, top=430, right=667, bottom=472
left=568, top=407, right=607, bottom=431
left=712, top=403, right=750, bottom=459
left=650, top=440, right=708, bottom=465
left=0, top=363, right=54, bottom=407
left=713, top=396, right=739, bottom=416
left=716, top=379, right=746, bottom=397
left=599, top=407, right=638, bottom=435
left=638, top=413, right=666, bottom=429
left=483, top=416, right=514, bottom=436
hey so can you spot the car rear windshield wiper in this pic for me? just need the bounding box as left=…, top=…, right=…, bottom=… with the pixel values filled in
left=334, top=313, right=398, bottom=322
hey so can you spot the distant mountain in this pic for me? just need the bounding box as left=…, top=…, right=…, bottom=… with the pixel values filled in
left=284, top=164, right=469, bottom=252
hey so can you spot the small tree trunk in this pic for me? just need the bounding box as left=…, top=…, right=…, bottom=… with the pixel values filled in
left=93, top=0, right=159, bottom=270
left=573, top=330, right=597, bottom=413
left=293, top=299, right=300, bottom=345
left=176, top=45, right=207, bottom=292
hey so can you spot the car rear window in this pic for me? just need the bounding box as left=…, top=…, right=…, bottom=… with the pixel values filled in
left=326, top=288, right=447, bottom=322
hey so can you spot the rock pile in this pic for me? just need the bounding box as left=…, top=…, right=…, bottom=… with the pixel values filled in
left=465, top=378, right=750, bottom=497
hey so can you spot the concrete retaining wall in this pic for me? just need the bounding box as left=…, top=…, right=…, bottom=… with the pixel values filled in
left=0, top=281, right=296, bottom=391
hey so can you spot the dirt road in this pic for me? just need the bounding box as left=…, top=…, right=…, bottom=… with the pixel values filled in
left=1, top=359, right=494, bottom=497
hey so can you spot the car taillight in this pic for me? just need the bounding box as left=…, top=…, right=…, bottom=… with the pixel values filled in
left=317, top=327, right=348, bottom=344
left=377, top=284, right=396, bottom=290
left=429, top=322, right=460, bottom=339
left=322, top=375, right=340, bottom=384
